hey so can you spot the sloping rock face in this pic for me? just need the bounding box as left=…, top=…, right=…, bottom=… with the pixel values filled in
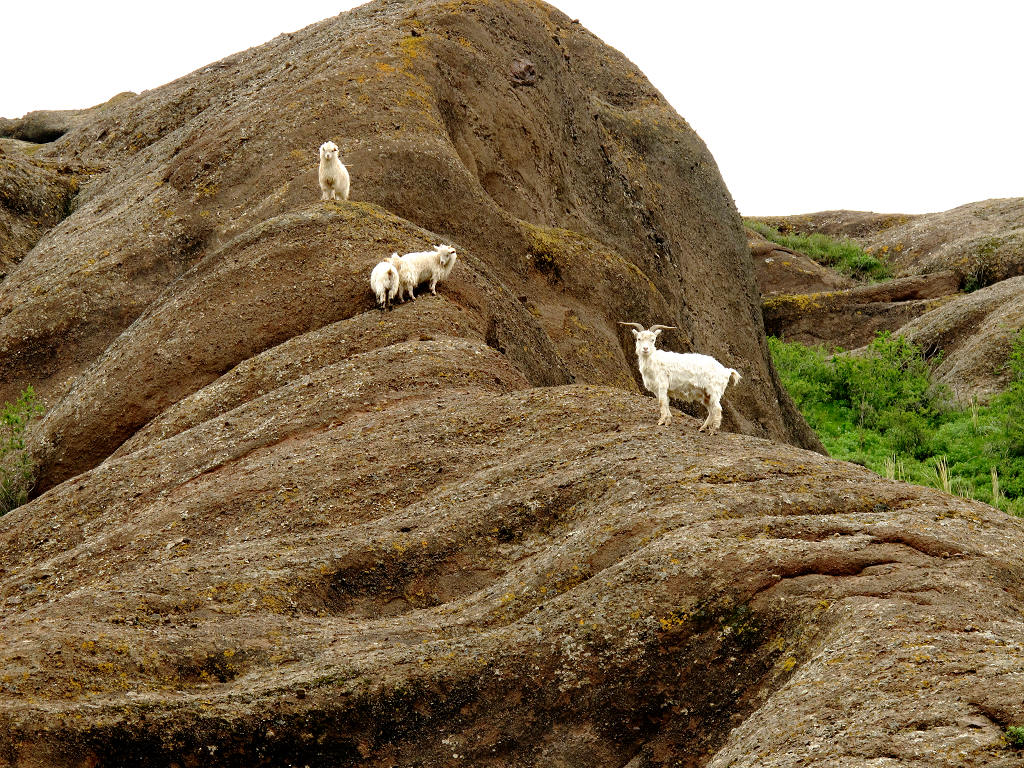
left=0, top=139, right=80, bottom=278
left=898, top=276, right=1024, bottom=402
left=747, top=227, right=854, bottom=297
left=3, top=1, right=1024, bottom=766
left=3, top=385, right=1024, bottom=767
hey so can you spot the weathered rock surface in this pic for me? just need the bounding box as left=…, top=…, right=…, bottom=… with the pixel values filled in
left=898, top=276, right=1024, bottom=402
left=762, top=271, right=960, bottom=349
left=2, top=2, right=1023, bottom=767
left=753, top=199, right=1024, bottom=286
left=3, top=382, right=1024, bottom=767
left=0, top=139, right=81, bottom=278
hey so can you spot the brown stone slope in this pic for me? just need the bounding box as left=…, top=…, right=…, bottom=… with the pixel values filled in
left=1, top=0, right=818, bottom=492
left=747, top=226, right=854, bottom=297
left=6, top=1, right=1023, bottom=765
left=1, top=377, right=1023, bottom=767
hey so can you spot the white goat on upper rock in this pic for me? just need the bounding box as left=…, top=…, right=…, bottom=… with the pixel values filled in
left=619, top=322, right=741, bottom=434
left=392, top=245, right=457, bottom=300
left=318, top=141, right=350, bottom=201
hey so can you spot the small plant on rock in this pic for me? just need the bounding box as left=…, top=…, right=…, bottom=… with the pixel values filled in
left=1, top=387, right=45, bottom=514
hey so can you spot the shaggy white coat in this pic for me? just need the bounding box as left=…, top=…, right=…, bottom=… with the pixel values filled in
left=393, top=245, right=457, bottom=299
left=370, top=261, right=400, bottom=311
left=387, top=253, right=416, bottom=303
left=621, top=323, right=741, bottom=434
left=318, top=141, right=350, bottom=201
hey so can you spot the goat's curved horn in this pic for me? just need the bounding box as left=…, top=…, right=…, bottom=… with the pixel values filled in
left=618, top=322, right=645, bottom=331
left=649, top=324, right=677, bottom=332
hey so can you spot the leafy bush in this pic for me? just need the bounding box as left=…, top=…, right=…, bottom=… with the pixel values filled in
left=1, top=387, right=45, bottom=514
left=746, top=220, right=892, bottom=281
left=1007, top=725, right=1024, bottom=748
left=770, top=331, right=1024, bottom=515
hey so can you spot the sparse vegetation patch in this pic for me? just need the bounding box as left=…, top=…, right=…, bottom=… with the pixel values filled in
left=747, top=220, right=891, bottom=281
left=770, top=330, right=1024, bottom=514
left=1, top=386, right=45, bottom=514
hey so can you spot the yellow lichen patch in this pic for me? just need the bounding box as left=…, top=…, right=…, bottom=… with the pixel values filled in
left=195, top=183, right=219, bottom=200
left=762, top=291, right=837, bottom=314
left=399, top=34, right=428, bottom=63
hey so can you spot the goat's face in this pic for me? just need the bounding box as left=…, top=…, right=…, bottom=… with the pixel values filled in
left=437, top=245, right=457, bottom=268
left=319, top=141, right=339, bottom=162
left=632, top=328, right=661, bottom=358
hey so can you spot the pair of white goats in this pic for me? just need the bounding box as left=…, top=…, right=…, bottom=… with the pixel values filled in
left=370, top=245, right=458, bottom=310
left=620, top=322, right=741, bottom=435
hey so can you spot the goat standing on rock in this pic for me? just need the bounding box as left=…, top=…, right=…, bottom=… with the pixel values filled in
left=369, top=260, right=400, bottom=311
left=620, top=322, right=741, bottom=434
left=318, top=141, right=350, bottom=201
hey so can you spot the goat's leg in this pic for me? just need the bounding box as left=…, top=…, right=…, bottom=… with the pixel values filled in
left=657, top=388, right=672, bottom=426
left=706, top=400, right=723, bottom=436
left=698, top=392, right=712, bottom=432
left=429, top=278, right=438, bottom=295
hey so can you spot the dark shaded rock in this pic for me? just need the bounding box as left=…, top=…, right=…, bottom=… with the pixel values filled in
left=763, top=271, right=961, bottom=349
left=0, top=92, right=135, bottom=144
left=0, top=139, right=81, bottom=277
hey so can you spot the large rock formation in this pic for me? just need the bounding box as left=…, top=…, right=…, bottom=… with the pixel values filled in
left=2, top=2, right=1023, bottom=766
left=746, top=226, right=854, bottom=297
left=0, top=0, right=819, bottom=489
left=761, top=271, right=960, bottom=349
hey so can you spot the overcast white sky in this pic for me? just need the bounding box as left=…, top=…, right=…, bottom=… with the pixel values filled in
left=2, top=1, right=1021, bottom=215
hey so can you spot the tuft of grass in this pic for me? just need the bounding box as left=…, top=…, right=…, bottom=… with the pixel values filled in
left=1, top=387, right=45, bottom=515
left=746, top=220, right=891, bottom=281
left=770, top=329, right=1024, bottom=515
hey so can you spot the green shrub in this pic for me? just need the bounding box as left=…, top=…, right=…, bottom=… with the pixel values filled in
left=746, top=220, right=892, bottom=281
left=770, top=332, right=1024, bottom=515
left=1, top=387, right=45, bottom=514
left=1007, top=726, right=1024, bottom=748
left=830, top=333, right=945, bottom=430
left=1003, top=329, right=1024, bottom=457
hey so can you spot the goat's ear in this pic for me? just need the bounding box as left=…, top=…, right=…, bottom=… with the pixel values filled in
left=652, top=329, right=662, bottom=338
left=631, top=329, right=640, bottom=338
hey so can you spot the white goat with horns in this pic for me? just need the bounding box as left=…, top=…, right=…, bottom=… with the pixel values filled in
left=619, top=322, right=741, bottom=434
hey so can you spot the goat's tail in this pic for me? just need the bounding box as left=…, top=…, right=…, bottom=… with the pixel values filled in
left=728, top=369, right=742, bottom=388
